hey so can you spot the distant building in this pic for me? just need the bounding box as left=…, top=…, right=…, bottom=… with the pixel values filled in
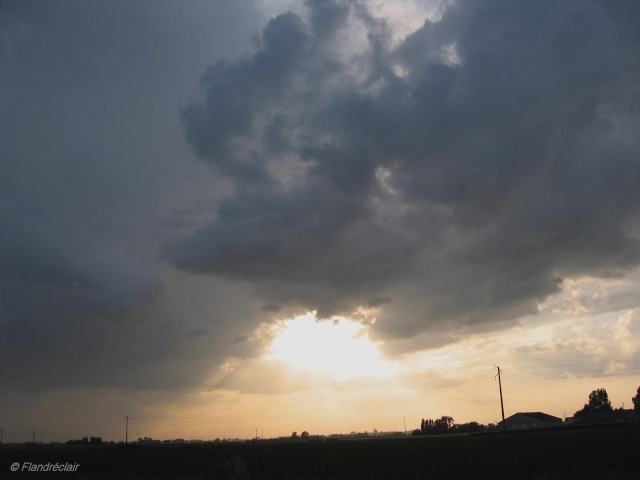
left=571, top=409, right=639, bottom=426
left=498, top=412, right=562, bottom=431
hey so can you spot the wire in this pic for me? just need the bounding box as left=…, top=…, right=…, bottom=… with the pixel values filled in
left=497, top=360, right=640, bottom=381
left=508, top=371, right=640, bottom=381
left=504, top=360, right=640, bottom=370
left=123, top=360, right=640, bottom=434
left=505, top=367, right=640, bottom=376
left=132, top=375, right=496, bottom=428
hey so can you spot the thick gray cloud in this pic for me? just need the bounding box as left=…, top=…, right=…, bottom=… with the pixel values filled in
left=0, top=0, right=266, bottom=393
left=3, top=0, right=640, bottom=403
left=174, top=0, right=640, bottom=338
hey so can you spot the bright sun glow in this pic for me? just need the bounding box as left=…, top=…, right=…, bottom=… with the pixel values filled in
left=266, top=312, right=396, bottom=381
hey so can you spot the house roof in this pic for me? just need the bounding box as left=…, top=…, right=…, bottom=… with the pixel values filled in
left=503, top=412, right=562, bottom=423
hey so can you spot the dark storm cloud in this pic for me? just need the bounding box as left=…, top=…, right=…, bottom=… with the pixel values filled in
left=0, top=198, right=170, bottom=391
left=304, top=0, right=350, bottom=43
left=175, top=0, right=640, bottom=338
left=261, top=303, right=282, bottom=312
left=0, top=198, right=162, bottom=309
left=0, top=0, right=266, bottom=393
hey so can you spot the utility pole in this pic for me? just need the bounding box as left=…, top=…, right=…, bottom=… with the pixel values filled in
left=404, top=417, right=406, bottom=436
left=32, top=431, right=36, bottom=445
left=495, top=366, right=506, bottom=434
left=1, top=427, right=3, bottom=445
left=124, top=416, right=132, bottom=445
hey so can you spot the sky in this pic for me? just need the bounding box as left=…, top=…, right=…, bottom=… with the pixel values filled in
left=1, top=0, right=640, bottom=443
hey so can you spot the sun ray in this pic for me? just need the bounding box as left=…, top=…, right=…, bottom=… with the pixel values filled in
left=265, top=312, right=396, bottom=381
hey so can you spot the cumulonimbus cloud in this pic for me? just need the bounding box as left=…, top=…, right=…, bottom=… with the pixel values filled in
left=172, top=0, right=640, bottom=339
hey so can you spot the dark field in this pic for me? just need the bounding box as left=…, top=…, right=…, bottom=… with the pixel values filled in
left=1, top=426, right=639, bottom=479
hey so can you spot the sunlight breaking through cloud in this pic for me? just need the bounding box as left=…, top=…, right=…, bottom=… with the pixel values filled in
left=265, top=312, right=397, bottom=381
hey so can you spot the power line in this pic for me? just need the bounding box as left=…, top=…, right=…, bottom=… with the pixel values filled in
left=505, top=360, right=640, bottom=370
left=507, top=367, right=640, bottom=377
left=82, top=367, right=634, bottom=440
left=138, top=375, right=493, bottom=424
left=500, top=360, right=640, bottom=381
left=507, top=371, right=640, bottom=381
left=131, top=376, right=496, bottom=429
left=99, top=361, right=639, bottom=437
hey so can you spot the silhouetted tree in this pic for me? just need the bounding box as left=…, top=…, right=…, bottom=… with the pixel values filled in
left=632, top=386, right=640, bottom=414
left=434, top=416, right=454, bottom=434
left=66, top=436, right=102, bottom=446
left=301, top=431, right=309, bottom=438
left=574, top=388, right=613, bottom=418
left=450, top=422, right=486, bottom=434
left=419, top=416, right=454, bottom=435
left=420, top=418, right=435, bottom=435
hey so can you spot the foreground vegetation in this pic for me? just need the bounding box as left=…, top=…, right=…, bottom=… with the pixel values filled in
left=1, top=425, right=638, bottom=479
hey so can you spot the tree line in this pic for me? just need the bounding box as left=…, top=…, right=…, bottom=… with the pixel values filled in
left=66, top=436, right=103, bottom=445
left=413, top=416, right=490, bottom=436
left=412, top=385, right=640, bottom=436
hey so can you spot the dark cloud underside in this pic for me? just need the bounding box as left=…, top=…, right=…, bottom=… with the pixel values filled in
left=173, top=0, right=640, bottom=335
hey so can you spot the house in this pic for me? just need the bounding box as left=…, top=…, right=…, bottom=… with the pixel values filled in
left=498, top=412, right=562, bottom=431
left=571, top=409, right=639, bottom=426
